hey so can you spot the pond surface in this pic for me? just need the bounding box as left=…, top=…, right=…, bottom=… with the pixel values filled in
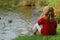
left=0, top=6, right=41, bottom=40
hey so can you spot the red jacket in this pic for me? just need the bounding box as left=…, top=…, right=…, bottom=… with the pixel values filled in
left=38, top=18, right=57, bottom=35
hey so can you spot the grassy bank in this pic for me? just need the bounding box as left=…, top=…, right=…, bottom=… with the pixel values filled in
left=13, top=24, right=60, bottom=40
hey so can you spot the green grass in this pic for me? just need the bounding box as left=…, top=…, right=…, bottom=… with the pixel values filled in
left=13, top=24, right=60, bottom=40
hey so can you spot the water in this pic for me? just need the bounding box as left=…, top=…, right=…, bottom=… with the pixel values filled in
left=0, top=6, right=41, bottom=40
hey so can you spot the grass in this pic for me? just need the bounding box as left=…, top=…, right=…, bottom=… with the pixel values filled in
left=13, top=24, right=60, bottom=40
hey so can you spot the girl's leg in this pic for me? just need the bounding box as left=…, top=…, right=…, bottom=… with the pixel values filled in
left=35, top=23, right=42, bottom=33
left=33, top=23, right=38, bottom=35
left=33, top=23, right=42, bottom=35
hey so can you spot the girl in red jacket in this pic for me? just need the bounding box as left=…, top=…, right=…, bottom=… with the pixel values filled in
left=33, top=6, right=57, bottom=35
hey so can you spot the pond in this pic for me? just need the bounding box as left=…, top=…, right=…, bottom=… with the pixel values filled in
left=0, top=6, right=42, bottom=40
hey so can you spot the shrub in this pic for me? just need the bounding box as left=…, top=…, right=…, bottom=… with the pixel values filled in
left=57, top=17, right=60, bottom=24
left=56, top=16, right=60, bottom=24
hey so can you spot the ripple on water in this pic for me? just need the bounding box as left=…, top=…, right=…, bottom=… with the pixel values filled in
left=0, top=7, right=41, bottom=40
left=0, top=11, right=34, bottom=40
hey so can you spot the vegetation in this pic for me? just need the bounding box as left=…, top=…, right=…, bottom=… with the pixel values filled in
left=0, top=0, right=60, bottom=23
left=36, top=0, right=60, bottom=24
left=0, top=0, right=20, bottom=8
left=0, top=0, right=60, bottom=40
left=56, top=16, right=60, bottom=24
left=13, top=24, right=60, bottom=40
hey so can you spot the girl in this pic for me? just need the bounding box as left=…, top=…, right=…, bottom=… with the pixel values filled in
left=33, top=6, right=57, bottom=35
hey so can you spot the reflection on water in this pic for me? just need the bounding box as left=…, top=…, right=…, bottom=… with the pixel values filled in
left=16, top=6, right=32, bottom=20
left=0, top=6, right=41, bottom=40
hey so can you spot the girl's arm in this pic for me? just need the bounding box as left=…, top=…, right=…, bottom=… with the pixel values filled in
left=38, top=18, right=44, bottom=25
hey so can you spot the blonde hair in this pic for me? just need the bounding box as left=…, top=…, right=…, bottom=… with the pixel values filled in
left=40, top=6, right=55, bottom=22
